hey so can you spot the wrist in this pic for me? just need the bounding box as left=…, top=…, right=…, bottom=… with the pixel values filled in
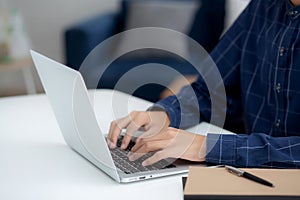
left=183, top=134, right=206, bottom=162
left=147, top=106, right=170, bottom=127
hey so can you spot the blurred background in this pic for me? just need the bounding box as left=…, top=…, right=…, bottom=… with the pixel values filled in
left=0, top=0, right=250, bottom=101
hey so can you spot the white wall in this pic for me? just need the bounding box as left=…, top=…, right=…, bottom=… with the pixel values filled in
left=10, top=0, right=119, bottom=63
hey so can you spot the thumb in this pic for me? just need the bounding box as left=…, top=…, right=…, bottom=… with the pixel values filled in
left=142, top=151, right=166, bottom=166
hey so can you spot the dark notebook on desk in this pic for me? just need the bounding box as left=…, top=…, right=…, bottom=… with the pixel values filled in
left=184, top=166, right=300, bottom=200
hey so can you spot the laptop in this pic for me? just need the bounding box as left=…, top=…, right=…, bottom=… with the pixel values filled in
left=30, top=50, right=191, bottom=183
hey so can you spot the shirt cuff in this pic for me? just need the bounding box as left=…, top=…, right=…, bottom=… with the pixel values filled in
left=206, top=134, right=237, bottom=166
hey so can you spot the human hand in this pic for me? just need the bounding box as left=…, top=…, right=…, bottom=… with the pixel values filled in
left=128, top=127, right=206, bottom=166
left=107, top=111, right=170, bottom=150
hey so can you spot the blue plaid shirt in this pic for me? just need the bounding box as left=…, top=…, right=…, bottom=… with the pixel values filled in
left=155, top=0, right=300, bottom=168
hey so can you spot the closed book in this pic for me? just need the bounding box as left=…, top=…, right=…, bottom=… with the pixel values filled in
left=184, top=166, right=300, bottom=200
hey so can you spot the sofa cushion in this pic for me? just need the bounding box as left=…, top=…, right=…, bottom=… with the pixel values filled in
left=116, top=0, right=200, bottom=59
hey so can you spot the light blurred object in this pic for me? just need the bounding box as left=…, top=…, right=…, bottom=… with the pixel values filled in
left=0, top=0, right=31, bottom=63
left=223, top=0, right=251, bottom=33
left=0, top=1, right=10, bottom=63
left=116, top=0, right=201, bottom=59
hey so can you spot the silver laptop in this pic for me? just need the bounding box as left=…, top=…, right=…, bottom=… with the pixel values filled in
left=30, top=50, right=190, bottom=183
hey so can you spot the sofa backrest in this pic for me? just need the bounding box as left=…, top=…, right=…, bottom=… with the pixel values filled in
left=118, top=0, right=226, bottom=53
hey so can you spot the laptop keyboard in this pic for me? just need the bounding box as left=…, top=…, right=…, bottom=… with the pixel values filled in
left=109, top=136, right=175, bottom=174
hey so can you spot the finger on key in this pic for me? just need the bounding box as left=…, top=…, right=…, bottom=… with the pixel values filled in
left=128, top=140, right=167, bottom=161
left=142, top=151, right=166, bottom=167
left=121, top=122, right=142, bottom=150
left=108, top=117, right=131, bottom=149
left=121, top=112, right=149, bottom=150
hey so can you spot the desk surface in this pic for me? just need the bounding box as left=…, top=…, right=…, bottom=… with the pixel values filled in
left=0, top=89, right=232, bottom=200
left=0, top=89, right=189, bottom=200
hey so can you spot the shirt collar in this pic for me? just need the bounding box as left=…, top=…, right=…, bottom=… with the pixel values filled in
left=286, top=0, right=300, bottom=19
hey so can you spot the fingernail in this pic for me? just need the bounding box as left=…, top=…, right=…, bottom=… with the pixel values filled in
left=142, top=161, right=148, bottom=166
left=127, top=152, right=132, bottom=157
left=129, top=155, right=134, bottom=161
left=121, top=143, right=126, bottom=149
left=107, top=140, right=112, bottom=148
left=110, top=142, right=116, bottom=149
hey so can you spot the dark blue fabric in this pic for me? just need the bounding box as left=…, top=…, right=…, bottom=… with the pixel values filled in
left=189, top=0, right=225, bottom=52
left=155, top=0, right=300, bottom=168
left=99, top=50, right=199, bottom=101
left=65, top=13, right=120, bottom=69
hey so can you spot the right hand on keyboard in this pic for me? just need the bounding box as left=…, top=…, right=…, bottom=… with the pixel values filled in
left=108, top=111, right=206, bottom=167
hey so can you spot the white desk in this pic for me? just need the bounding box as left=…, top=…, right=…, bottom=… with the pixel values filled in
left=0, top=89, right=188, bottom=200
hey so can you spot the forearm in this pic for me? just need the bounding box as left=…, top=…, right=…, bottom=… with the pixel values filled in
left=154, top=79, right=212, bottom=129
left=206, top=133, right=300, bottom=168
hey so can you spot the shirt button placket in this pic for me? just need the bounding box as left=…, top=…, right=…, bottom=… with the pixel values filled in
left=276, top=83, right=281, bottom=93
left=275, top=119, right=281, bottom=128
left=289, top=10, right=298, bottom=17
left=279, top=47, right=285, bottom=56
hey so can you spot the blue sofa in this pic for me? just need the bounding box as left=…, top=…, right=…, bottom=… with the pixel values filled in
left=65, top=0, right=226, bottom=102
